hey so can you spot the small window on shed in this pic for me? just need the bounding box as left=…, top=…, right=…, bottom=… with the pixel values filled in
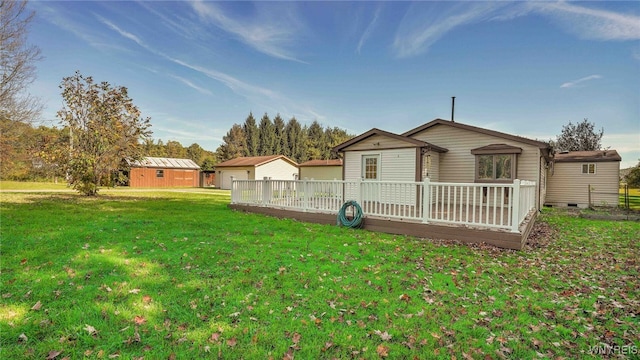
left=156, top=169, right=164, bottom=178
left=581, top=163, right=596, bottom=174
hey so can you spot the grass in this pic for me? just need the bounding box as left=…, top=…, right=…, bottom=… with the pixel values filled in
left=1, top=188, right=639, bottom=359
left=620, top=187, right=640, bottom=210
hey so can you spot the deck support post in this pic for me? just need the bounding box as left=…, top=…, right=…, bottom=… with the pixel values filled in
left=511, top=179, right=521, bottom=233
left=422, top=178, right=431, bottom=224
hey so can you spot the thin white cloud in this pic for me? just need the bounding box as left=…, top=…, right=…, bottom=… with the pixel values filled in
left=393, top=1, right=640, bottom=58
left=190, top=0, right=305, bottom=63
left=357, top=5, right=382, bottom=54
left=560, top=75, right=602, bottom=88
left=531, top=2, right=640, bottom=41
left=168, top=74, right=214, bottom=96
left=393, top=2, right=508, bottom=58
left=96, top=15, right=151, bottom=51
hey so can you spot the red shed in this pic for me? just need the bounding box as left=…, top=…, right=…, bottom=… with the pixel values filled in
left=129, top=157, right=200, bottom=187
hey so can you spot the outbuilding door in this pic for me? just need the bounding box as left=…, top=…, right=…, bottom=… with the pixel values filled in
left=221, top=170, right=248, bottom=190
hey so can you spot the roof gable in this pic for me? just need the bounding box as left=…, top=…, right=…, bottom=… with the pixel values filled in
left=554, top=150, right=621, bottom=163
left=216, top=155, right=298, bottom=168
left=403, top=119, right=551, bottom=150
left=333, top=128, right=447, bottom=153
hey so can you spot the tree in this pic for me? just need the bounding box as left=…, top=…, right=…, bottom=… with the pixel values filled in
left=57, top=71, right=151, bottom=195
left=285, top=117, right=306, bottom=163
left=305, top=120, right=325, bottom=160
left=257, top=113, right=275, bottom=156
left=273, top=114, right=286, bottom=156
left=243, top=112, right=259, bottom=156
left=165, top=140, right=186, bottom=158
left=554, top=118, right=603, bottom=152
left=216, top=123, right=246, bottom=162
left=0, top=0, right=42, bottom=123
left=625, top=161, right=640, bottom=188
left=186, top=143, right=205, bottom=164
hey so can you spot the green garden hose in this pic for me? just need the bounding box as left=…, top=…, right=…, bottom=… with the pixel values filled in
left=337, top=200, right=364, bottom=228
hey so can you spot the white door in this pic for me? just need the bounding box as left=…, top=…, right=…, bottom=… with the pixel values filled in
left=361, top=155, right=380, bottom=203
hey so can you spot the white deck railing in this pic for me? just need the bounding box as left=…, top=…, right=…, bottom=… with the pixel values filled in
left=231, top=178, right=537, bottom=232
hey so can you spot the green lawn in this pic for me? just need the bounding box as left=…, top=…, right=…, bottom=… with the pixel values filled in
left=1, top=189, right=638, bottom=359
left=620, top=187, right=640, bottom=210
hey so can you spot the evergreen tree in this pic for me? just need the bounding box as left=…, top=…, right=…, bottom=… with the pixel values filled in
left=325, top=126, right=353, bottom=159
left=305, top=120, right=325, bottom=160
left=217, top=123, right=246, bottom=162
left=273, top=114, right=286, bottom=156
left=285, top=117, right=306, bottom=163
left=257, top=113, right=275, bottom=156
left=243, top=112, right=259, bottom=156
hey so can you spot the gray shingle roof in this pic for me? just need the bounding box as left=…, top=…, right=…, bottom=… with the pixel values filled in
left=131, top=157, right=200, bottom=169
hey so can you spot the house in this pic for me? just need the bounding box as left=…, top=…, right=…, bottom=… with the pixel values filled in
left=215, top=155, right=298, bottom=190
left=334, top=119, right=552, bottom=209
left=546, top=150, right=621, bottom=208
left=298, top=159, right=343, bottom=180
left=129, top=157, right=200, bottom=187
left=227, top=118, right=622, bottom=250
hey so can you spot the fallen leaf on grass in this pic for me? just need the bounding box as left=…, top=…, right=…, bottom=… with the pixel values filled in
left=129, top=289, right=141, bottom=294
left=374, top=330, right=392, bottom=341
left=83, top=324, right=98, bottom=337
left=31, top=301, right=42, bottom=311
left=209, top=333, right=221, bottom=343
left=18, top=333, right=28, bottom=342
left=227, top=337, right=237, bottom=347
left=142, top=295, right=152, bottom=303
left=46, top=350, right=63, bottom=359
left=134, top=316, right=146, bottom=325
left=376, top=344, right=389, bottom=357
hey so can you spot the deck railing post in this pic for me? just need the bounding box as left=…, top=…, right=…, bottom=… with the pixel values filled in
left=355, top=178, right=362, bottom=206
left=303, top=179, right=309, bottom=212
left=422, top=178, right=430, bottom=224
left=511, top=179, right=521, bottom=232
left=262, top=177, right=270, bottom=206
left=230, top=176, right=236, bottom=203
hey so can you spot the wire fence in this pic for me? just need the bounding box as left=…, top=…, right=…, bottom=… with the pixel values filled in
left=616, top=184, right=639, bottom=211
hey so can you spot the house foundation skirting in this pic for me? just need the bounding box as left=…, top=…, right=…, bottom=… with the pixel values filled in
left=229, top=204, right=537, bottom=250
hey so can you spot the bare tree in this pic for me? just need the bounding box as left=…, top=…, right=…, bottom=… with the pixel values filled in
left=0, top=0, right=42, bottom=123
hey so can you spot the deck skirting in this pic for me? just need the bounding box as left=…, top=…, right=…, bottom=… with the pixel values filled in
left=229, top=204, right=536, bottom=250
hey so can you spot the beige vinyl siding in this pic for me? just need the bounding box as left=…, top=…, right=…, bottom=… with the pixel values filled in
left=343, top=149, right=416, bottom=204
left=546, top=162, right=619, bottom=208
left=216, top=167, right=252, bottom=189
left=411, top=125, right=540, bottom=183
left=342, top=134, right=414, bottom=151
left=255, top=159, right=298, bottom=181
left=299, top=166, right=342, bottom=180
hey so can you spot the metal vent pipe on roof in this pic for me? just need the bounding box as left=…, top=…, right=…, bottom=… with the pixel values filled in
left=451, top=96, right=456, bottom=122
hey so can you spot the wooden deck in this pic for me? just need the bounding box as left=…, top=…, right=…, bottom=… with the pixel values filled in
left=229, top=204, right=537, bottom=250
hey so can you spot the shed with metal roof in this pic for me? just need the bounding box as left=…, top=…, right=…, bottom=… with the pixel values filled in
left=129, top=157, right=201, bottom=187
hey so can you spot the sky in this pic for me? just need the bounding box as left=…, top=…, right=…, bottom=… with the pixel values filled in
left=28, top=1, right=640, bottom=168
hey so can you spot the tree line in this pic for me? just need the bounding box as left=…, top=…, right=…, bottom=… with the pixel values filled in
left=216, top=112, right=353, bottom=164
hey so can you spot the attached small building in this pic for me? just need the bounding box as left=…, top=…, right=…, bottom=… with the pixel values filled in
left=545, top=150, right=621, bottom=208
left=215, top=155, right=299, bottom=190
left=298, top=159, right=343, bottom=180
left=129, top=157, right=200, bottom=187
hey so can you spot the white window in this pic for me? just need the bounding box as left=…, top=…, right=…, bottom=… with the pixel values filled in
left=582, top=163, right=596, bottom=174
left=362, top=155, right=379, bottom=180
